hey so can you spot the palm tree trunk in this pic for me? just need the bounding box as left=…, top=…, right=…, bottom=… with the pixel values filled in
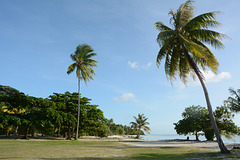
left=198, top=75, right=230, bottom=153
left=75, top=78, right=80, bottom=140
left=184, top=50, right=230, bottom=153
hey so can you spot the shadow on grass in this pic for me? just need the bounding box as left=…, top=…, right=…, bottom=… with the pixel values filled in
left=0, top=135, right=66, bottom=140
left=2, top=151, right=240, bottom=160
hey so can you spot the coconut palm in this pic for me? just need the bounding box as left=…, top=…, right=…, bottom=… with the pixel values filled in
left=154, top=0, right=229, bottom=153
left=130, top=114, right=151, bottom=139
left=67, top=44, right=97, bottom=140
left=226, top=88, right=240, bottom=113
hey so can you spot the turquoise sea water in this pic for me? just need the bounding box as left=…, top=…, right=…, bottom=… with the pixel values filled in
left=141, top=134, right=240, bottom=144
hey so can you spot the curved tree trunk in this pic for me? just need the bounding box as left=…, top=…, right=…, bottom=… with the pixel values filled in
left=75, top=78, right=81, bottom=140
left=184, top=50, right=230, bottom=153
left=198, top=75, right=230, bottom=153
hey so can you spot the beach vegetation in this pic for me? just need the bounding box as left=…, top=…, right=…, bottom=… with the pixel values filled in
left=67, top=44, right=98, bottom=140
left=154, top=0, right=229, bottom=153
left=130, top=113, right=151, bottom=139
left=225, top=88, right=240, bottom=113
left=0, top=85, right=144, bottom=139
left=174, top=105, right=239, bottom=141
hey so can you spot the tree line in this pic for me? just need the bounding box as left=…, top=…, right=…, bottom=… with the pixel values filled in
left=0, top=85, right=146, bottom=139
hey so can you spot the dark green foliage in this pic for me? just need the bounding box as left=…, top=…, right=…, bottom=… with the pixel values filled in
left=0, top=86, right=111, bottom=139
left=0, top=85, right=19, bottom=96
left=174, top=105, right=239, bottom=141
left=174, top=105, right=208, bottom=140
left=204, top=129, right=215, bottom=141
left=0, top=85, right=145, bottom=138
left=106, top=120, right=143, bottom=136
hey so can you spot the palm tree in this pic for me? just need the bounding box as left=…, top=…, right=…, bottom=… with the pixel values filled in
left=154, top=0, right=229, bottom=153
left=226, top=88, right=240, bottom=113
left=67, top=44, right=97, bottom=140
left=130, top=114, right=151, bottom=139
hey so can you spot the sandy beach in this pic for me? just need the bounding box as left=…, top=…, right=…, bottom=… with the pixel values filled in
left=123, top=140, right=240, bottom=149
left=105, top=135, right=240, bottom=149
left=11, top=135, right=240, bottom=150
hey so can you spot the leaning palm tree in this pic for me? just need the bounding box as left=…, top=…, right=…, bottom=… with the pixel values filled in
left=67, top=44, right=97, bottom=140
left=154, top=0, right=229, bottom=153
left=226, top=88, right=240, bottom=113
left=130, top=114, right=151, bottom=139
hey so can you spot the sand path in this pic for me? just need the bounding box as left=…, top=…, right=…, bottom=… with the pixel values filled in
left=123, top=140, right=240, bottom=149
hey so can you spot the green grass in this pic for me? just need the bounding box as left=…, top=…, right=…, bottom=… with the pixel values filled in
left=0, top=139, right=240, bottom=160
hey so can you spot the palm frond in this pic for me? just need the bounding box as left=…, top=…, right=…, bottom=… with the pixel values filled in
left=191, top=40, right=219, bottom=73
left=179, top=52, right=191, bottom=84
left=168, top=46, right=180, bottom=80
left=156, top=37, right=175, bottom=68
left=178, top=34, right=209, bottom=60
left=175, top=0, right=194, bottom=29
left=184, top=11, right=220, bottom=30
left=67, top=63, right=76, bottom=74
left=154, top=22, right=173, bottom=32
left=157, top=30, right=175, bottom=47
left=189, top=29, right=227, bottom=49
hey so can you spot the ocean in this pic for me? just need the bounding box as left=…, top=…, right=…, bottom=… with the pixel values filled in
left=141, top=134, right=240, bottom=144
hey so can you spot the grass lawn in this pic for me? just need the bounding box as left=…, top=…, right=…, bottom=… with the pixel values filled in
left=0, top=139, right=240, bottom=160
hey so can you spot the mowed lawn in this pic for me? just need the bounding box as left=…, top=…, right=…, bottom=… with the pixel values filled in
left=1, top=139, right=240, bottom=160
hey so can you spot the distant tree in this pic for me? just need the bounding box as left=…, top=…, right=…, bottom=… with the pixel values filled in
left=174, top=105, right=208, bottom=141
left=67, top=44, right=97, bottom=140
left=225, top=88, right=240, bottom=113
left=174, top=105, right=239, bottom=141
left=130, top=114, right=151, bottom=139
left=154, top=0, right=229, bottom=153
left=49, top=92, right=108, bottom=139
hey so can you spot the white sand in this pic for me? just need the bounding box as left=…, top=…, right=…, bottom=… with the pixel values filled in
left=123, top=140, right=240, bottom=149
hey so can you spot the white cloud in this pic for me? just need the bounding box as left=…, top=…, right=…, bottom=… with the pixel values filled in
left=128, top=61, right=152, bottom=70
left=128, top=61, right=139, bottom=69
left=178, top=70, right=231, bottom=88
left=204, top=70, right=231, bottom=83
left=112, top=93, right=136, bottom=102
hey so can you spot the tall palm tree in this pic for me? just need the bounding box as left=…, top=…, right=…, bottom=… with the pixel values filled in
left=154, top=0, right=229, bottom=153
left=67, top=44, right=97, bottom=140
left=226, top=88, right=240, bottom=113
left=130, top=114, right=151, bottom=139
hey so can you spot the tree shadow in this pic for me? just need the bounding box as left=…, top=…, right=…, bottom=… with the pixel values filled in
left=2, top=151, right=239, bottom=160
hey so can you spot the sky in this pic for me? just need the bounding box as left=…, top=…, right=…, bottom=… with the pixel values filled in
left=0, top=0, right=240, bottom=134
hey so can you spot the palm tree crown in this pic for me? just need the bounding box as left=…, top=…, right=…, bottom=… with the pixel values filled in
left=154, top=0, right=230, bottom=153
left=155, top=0, right=227, bottom=84
left=130, top=114, right=151, bottom=139
left=67, top=44, right=97, bottom=83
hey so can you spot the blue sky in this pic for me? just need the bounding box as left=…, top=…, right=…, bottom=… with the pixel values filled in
left=0, top=0, right=240, bottom=134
